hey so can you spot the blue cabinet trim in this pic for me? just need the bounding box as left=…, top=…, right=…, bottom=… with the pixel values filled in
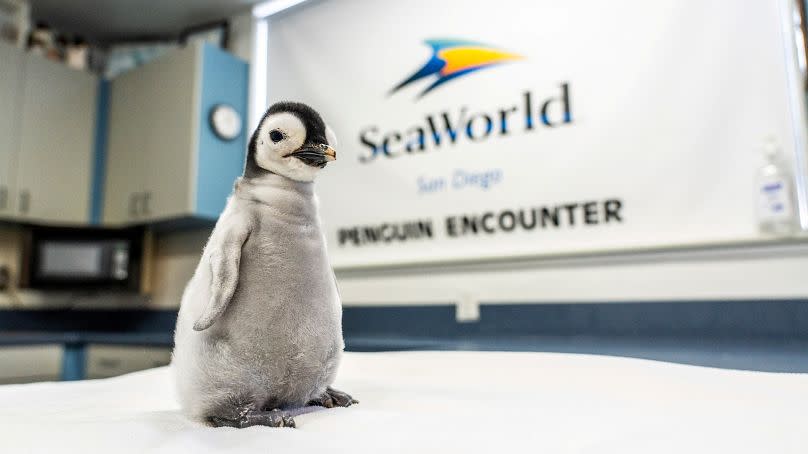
left=90, top=79, right=110, bottom=225
left=61, top=342, right=87, bottom=381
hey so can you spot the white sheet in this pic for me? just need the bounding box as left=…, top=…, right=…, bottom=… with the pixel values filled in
left=1, top=351, right=806, bottom=453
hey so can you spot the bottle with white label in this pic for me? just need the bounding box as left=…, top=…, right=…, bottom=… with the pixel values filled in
left=757, top=139, right=796, bottom=236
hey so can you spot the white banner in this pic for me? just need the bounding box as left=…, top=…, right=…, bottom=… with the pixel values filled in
left=268, top=0, right=808, bottom=268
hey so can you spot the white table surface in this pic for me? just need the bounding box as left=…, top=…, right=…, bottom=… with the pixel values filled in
left=1, top=351, right=806, bottom=453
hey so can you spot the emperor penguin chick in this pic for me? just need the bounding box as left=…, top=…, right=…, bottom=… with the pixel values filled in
left=172, top=101, right=356, bottom=428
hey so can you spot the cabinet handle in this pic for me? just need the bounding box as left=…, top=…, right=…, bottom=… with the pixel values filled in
left=128, top=193, right=139, bottom=218
left=0, top=186, right=7, bottom=210
left=142, top=192, right=151, bottom=216
left=19, top=190, right=30, bottom=214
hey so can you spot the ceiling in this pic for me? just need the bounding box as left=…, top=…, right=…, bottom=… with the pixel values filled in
left=28, top=0, right=264, bottom=43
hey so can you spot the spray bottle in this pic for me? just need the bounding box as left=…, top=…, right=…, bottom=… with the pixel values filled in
left=757, top=138, right=797, bottom=236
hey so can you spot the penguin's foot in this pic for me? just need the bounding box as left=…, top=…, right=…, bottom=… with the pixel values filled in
left=210, top=409, right=296, bottom=429
left=307, top=387, right=359, bottom=408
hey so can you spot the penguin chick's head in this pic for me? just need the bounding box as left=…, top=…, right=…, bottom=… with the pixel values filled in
left=245, top=101, right=338, bottom=182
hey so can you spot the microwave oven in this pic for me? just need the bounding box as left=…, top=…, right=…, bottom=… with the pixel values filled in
left=20, top=226, right=144, bottom=290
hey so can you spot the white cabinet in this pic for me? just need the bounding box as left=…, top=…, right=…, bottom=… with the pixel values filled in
left=2, top=41, right=246, bottom=228
left=0, top=41, right=98, bottom=225
left=102, top=58, right=151, bottom=224
left=0, top=41, right=23, bottom=218
left=0, top=345, right=61, bottom=384
left=104, top=45, right=197, bottom=224
left=104, top=42, right=249, bottom=226
left=16, top=53, right=97, bottom=224
left=86, top=345, right=171, bottom=379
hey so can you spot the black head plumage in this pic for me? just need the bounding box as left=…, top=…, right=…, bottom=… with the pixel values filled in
left=244, top=101, right=330, bottom=178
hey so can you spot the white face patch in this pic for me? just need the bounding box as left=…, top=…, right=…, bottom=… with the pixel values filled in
left=253, top=112, right=320, bottom=182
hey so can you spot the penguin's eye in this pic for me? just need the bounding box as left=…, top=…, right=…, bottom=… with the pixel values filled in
left=269, top=130, right=285, bottom=143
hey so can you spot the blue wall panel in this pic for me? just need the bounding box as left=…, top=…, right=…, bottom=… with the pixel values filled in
left=195, top=44, right=249, bottom=219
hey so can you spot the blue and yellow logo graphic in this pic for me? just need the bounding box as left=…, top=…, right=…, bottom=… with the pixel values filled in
left=390, top=38, right=523, bottom=98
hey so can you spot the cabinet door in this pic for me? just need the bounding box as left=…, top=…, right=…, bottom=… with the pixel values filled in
left=0, top=42, right=22, bottom=219
left=104, top=46, right=196, bottom=224
left=140, top=45, right=197, bottom=222
left=104, top=66, right=149, bottom=224
left=0, top=346, right=61, bottom=384
left=86, top=345, right=171, bottom=379
left=16, top=54, right=97, bottom=225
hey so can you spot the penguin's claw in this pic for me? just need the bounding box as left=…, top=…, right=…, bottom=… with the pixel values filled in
left=308, top=387, right=358, bottom=408
left=210, top=409, right=296, bottom=429
left=281, top=415, right=297, bottom=428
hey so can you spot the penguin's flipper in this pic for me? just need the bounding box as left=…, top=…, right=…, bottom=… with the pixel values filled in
left=194, top=224, right=252, bottom=331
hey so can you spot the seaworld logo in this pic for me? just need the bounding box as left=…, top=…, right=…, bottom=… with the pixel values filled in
left=390, top=38, right=523, bottom=99
left=359, top=85, right=573, bottom=163
left=358, top=38, right=573, bottom=164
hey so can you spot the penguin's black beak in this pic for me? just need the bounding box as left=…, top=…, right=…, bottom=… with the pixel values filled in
left=286, top=143, right=337, bottom=168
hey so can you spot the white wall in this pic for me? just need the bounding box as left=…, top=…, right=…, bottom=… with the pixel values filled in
left=0, top=225, right=23, bottom=307
left=336, top=242, right=808, bottom=322
left=239, top=0, right=808, bottom=317
left=2, top=5, right=808, bottom=312
left=147, top=228, right=210, bottom=308
left=141, top=229, right=808, bottom=313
